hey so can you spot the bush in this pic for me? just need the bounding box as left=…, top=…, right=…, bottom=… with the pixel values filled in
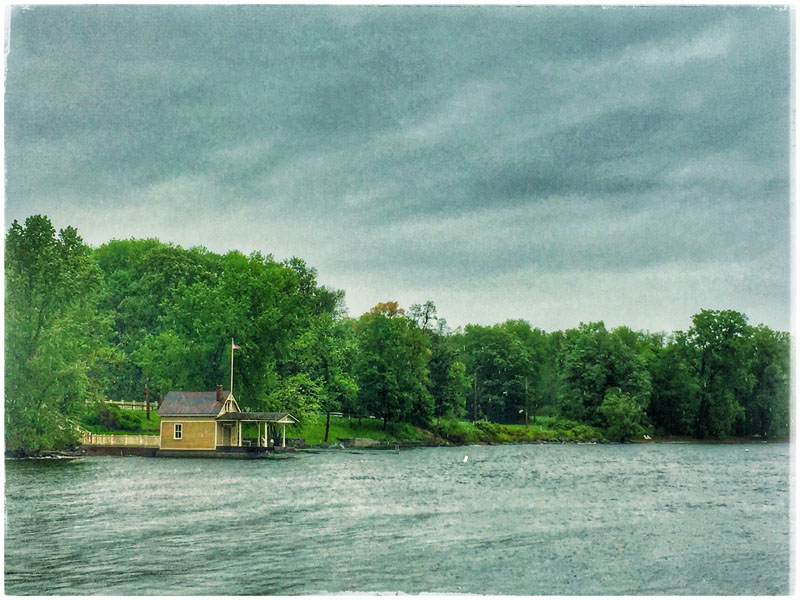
left=85, top=403, right=140, bottom=432
left=599, top=389, right=651, bottom=442
left=5, top=409, right=81, bottom=455
left=431, top=419, right=480, bottom=444
left=473, top=420, right=511, bottom=443
left=390, top=421, right=425, bottom=440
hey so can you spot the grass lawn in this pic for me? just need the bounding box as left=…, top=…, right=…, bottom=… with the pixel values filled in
left=294, top=414, right=427, bottom=445
left=81, top=408, right=161, bottom=435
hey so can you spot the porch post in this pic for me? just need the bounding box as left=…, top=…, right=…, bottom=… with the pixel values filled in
left=282, top=424, right=286, bottom=448
left=238, top=421, right=242, bottom=447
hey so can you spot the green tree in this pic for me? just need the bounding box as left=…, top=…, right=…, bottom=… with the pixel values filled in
left=265, top=372, right=323, bottom=424
left=5, top=216, right=109, bottom=453
left=439, top=360, right=470, bottom=421
left=355, top=303, right=433, bottom=428
left=463, top=324, right=532, bottom=423
left=128, top=249, right=342, bottom=409
left=646, top=333, right=700, bottom=436
left=287, top=311, right=359, bottom=414
left=599, top=388, right=651, bottom=442
left=742, top=325, right=790, bottom=438
left=499, top=320, right=552, bottom=422
left=529, top=330, right=564, bottom=418
left=685, top=310, right=751, bottom=439
left=425, top=324, right=474, bottom=422
left=94, top=239, right=221, bottom=352
left=132, top=330, right=197, bottom=398
left=409, top=300, right=441, bottom=331
left=93, top=238, right=223, bottom=402
left=558, top=322, right=650, bottom=426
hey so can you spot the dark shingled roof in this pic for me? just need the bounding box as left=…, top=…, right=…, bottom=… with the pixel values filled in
left=158, top=390, right=230, bottom=416
left=216, top=412, right=298, bottom=423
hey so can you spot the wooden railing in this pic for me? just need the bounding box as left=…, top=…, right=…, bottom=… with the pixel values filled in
left=81, top=433, right=159, bottom=447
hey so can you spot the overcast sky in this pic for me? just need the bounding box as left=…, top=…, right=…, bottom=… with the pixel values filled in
left=4, top=5, right=792, bottom=333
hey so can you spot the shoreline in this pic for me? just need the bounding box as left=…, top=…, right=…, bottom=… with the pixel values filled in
left=5, top=435, right=789, bottom=459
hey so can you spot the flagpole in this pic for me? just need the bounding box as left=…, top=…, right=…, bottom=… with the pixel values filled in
left=230, top=338, right=235, bottom=395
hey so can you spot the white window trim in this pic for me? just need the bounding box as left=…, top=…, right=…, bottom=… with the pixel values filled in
left=174, top=423, right=182, bottom=440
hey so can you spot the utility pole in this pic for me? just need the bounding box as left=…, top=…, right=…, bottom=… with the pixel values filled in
left=473, top=376, right=478, bottom=422
left=145, top=378, right=151, bottom=421
left=524, top=377, right=529, bottom=429
left=230, top=339, right=237, bottom=395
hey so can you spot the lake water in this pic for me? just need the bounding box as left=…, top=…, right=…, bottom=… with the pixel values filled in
left=4, top=443, right=791, bottom=595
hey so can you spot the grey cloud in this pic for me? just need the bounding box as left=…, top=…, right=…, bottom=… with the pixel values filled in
left=4, top=5, right=791, bottom=332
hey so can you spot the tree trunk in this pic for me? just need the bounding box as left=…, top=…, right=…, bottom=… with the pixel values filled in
left=473, top=377, right=478, bottom=422
left=324, top=411, right=331, bottom=442
left=145, top=379, right=150, bottom=421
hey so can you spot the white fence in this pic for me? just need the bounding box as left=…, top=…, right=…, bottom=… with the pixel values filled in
left=81, top=432, right=159, bottom=447
left=107, top=400, right=154, bottom=411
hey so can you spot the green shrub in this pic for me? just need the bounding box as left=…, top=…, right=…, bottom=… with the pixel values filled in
left=431, top=419, right=482, bottom=444
left=599, top=389, right=651, bottom=442
left=473, top=420, right=512, bottom=443
left=85, top=404, right=140, bottom=431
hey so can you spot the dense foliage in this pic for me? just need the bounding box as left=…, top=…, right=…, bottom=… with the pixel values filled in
left=4, top=215, right=792, bottom=453
left=5, top=216, right=108, bottom=452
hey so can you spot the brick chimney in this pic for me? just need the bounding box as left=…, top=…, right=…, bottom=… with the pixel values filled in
left=216, top=384, right=223, bottom=403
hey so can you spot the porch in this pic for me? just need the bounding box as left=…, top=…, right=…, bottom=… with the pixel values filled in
left=215, top=412, right=299, bottom=449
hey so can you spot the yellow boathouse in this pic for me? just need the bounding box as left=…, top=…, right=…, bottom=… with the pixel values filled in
left=157, top=385, right=298, bottom=453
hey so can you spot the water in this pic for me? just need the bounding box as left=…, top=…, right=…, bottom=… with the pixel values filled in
left=4, top=443, right=791, bottom=595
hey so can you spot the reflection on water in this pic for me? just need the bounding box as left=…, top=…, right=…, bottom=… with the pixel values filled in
left=4, top=443, right=790, bottom=595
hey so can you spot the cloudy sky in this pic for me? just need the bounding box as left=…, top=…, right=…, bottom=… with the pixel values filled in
left=4, top=5, right=792, bottom=333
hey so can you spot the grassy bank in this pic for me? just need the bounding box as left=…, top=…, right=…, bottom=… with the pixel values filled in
left=289, top=414, right=605, bottom=446
left=293, top=414, right=428, bottom=445
left=428, top=417, right=605, bottom=445
left=75, top=408, right=783, bottom=447
left=78, top=407, right=606, bottom=446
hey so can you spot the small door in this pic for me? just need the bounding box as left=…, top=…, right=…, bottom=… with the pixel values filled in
left=223, top=424, right=232, bottom=446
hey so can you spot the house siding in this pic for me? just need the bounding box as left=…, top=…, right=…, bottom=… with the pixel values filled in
left=160, top=419, right=216, bottom=450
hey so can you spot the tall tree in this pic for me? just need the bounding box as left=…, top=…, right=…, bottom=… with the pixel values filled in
left=5, top=216, right=109, bottom=452
left=127, top=249, right=344, bottom=410
left=440, top=361, right=470, bottom=421
left=462, top=323, right=533, bottom=423
left=685, top=310, right=752, bottom=439
left=287, top=311, right=359, bottom=414
left=93, top=239, right=223, bottom=401
left=558, top=322, right=651, bottom=426
left=355, top=303, right=433, bottom=428
left=646, top=333, right=700, bottom=436
left=409, top=300, right=440, bottom=331
left=742, top=325, right=790, bottom=438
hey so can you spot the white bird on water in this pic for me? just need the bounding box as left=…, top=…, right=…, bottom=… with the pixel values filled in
left=463, top=455, right=469, bottom=463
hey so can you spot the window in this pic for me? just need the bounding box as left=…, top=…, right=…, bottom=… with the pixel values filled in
left=174, top=423, right=182, bottom=439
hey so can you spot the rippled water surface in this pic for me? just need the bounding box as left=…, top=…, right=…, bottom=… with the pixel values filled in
left=4, top=443, right=791, bottom=595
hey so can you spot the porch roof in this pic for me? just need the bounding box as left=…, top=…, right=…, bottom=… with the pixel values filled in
left=216, top=411, right=298, bottom=424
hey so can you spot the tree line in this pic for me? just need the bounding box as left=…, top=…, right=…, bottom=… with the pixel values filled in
left=5, top=215, right=791, bottom=452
